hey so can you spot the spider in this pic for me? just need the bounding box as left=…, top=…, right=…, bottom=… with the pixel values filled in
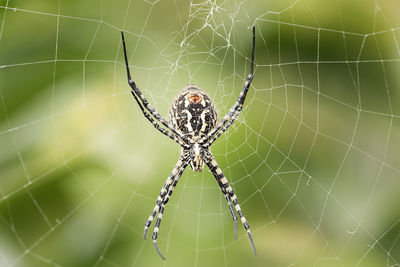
left=121, top=26, right=256, bottom=260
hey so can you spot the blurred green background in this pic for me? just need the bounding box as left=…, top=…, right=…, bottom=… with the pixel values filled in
left=1, top=0, right=400, bottom=266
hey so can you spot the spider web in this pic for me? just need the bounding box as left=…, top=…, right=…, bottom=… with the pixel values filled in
left=0, top=0, right=400, bottom=266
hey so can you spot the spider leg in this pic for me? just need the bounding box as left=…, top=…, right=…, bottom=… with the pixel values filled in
left=204, top=154, right=257, bottom=256
left=130, top=91, right=189, bottom=148
left=152, top=159, right=189, bottom=260
left=200, top=26, right=255, bottom=145
left=208, top=111, right=240, bottom=146
left=143, top=156, right=189, bottom=239
left=121, top=32, right=189, bottom=145
left=225, top=194, right=238, bottom=240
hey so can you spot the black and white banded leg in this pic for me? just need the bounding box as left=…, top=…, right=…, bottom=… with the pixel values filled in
left=152, top=162, right=188, bottom=260
left=204, top=154, right=257, bottom=255
left=207, top=110, right=241, bottom=146
left=129, top=90, right=189, bottom=148
left=121, top=31, right=190, bottom=145
left=143, top=156, right=189, bottom=240
left=225, top=193, right=238, bottom=240
left=200, top=26, right=256, bottom=145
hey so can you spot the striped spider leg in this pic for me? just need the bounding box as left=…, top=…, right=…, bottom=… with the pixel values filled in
left=203, top=152, right=257, bottom=255
left=199, top=25, right=255, bottom=146
left=144, top=155, right=190, bottom=260
left=121, top=25, right=256, bottom=260
left=198, top=25, right=256, bottom=250
left=121, top=32, right=190, bottom=148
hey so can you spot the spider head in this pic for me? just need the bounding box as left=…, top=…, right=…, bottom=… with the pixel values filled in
left=187, top=143, right=204, bottom=172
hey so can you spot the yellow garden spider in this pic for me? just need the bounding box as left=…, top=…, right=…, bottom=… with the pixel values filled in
left=121, top=26, right=256, bottom=260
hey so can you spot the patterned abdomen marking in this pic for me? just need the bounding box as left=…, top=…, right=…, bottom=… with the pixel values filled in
left=188, top=93, right=202, bottom=104
left=169, top=86, right=218, bottom=138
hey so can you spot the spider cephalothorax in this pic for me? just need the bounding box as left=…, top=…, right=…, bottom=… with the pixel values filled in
left=121, top=26, right=256, bottom=260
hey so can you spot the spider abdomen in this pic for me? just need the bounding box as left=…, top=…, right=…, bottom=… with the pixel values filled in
left=169, top=86, right=217, bottom=138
